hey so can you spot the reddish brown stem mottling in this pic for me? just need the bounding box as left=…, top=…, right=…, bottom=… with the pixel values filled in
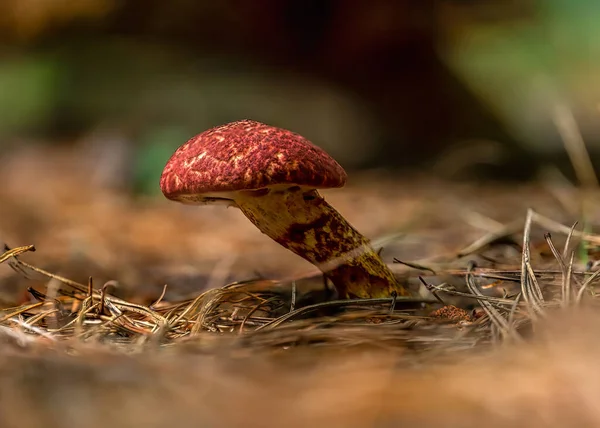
left=235, top=187, right=408, bottom=298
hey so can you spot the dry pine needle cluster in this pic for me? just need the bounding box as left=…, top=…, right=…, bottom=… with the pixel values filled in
left=1, top=209, right=600, bottom=358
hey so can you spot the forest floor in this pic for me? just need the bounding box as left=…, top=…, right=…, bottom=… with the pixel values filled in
left=1, top=146, right=600, bottom=428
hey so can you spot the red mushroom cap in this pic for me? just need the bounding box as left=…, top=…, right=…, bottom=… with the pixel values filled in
left=160, top=120, right=347, bottom=201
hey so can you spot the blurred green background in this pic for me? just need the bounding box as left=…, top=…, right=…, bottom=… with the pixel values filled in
left=1, top=0, right=599, bottom=193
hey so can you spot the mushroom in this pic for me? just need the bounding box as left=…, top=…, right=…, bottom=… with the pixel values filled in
left=159, top=119, right=408, bottom=299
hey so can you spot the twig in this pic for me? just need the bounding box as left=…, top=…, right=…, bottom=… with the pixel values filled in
left=564, top=251, right=575, bottom=307
left=393, top=259, right=436, bottom=275
left=0, top=302, right=44, bottom=323
left=576, top=265, right=600, bottom=304
left=531, top=211, right=600, bottom=245
left=0, top=244, right=36, bottom=264
left=239, top=296, right=279, bottom=334
left=290, top=281, right=297, bottom=312
left=427, top=282, right=516, bottom=305
left=150, top=284, right=168, bottom=309
left=418, top=277, right=446, bottom=305
left=254, top=296, right=435, bottom=331
left=563, top=222, right=579, bottom=259
left=465, top=263, right=522, bottom=343
left=553, top=102, right=599, bottom=188
left=456, top=219, right=522, bottom=258
left=520, top=209, right=544, bottom=318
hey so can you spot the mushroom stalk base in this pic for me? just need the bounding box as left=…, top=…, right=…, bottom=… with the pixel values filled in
left=235, top=188, right=408, bottom=299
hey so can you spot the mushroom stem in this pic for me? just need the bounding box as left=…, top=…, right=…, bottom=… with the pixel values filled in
left=235, top=186, right=408, bottom=298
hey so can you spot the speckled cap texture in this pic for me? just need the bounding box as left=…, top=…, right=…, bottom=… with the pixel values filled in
left=160, top=119, right=347, bottom=201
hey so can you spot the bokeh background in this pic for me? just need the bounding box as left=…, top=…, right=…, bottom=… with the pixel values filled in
left=2, top=6, right=600, bottom=428
left=1, top=0, right=600, bottom=195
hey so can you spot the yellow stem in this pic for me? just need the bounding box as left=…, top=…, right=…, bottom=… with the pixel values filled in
left=235, top=187, right=408, bottom=298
